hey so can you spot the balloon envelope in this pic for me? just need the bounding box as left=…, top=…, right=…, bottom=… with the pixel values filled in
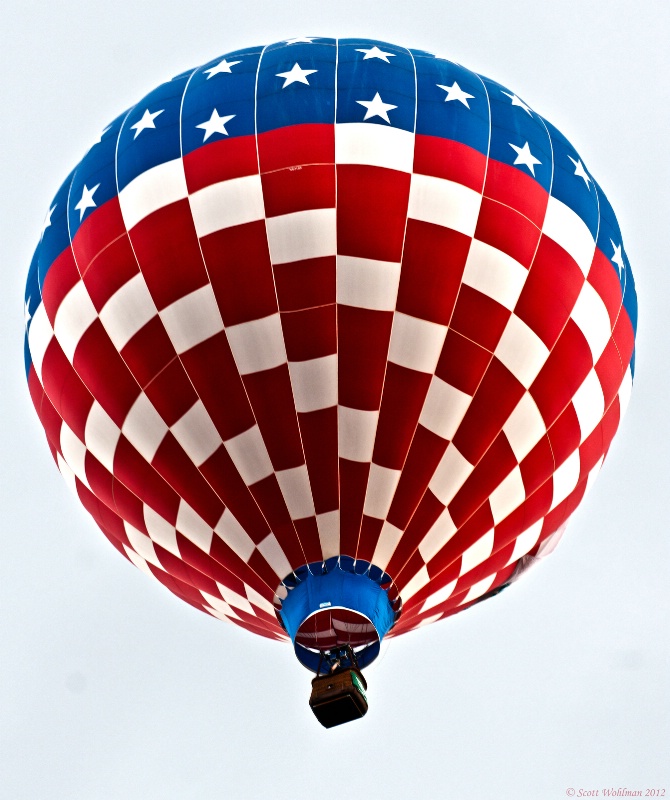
left=24, top=37, right=637, bottom=665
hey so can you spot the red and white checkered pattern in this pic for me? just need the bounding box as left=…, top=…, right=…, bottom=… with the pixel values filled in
left=27, top=77, right=635, bottom=646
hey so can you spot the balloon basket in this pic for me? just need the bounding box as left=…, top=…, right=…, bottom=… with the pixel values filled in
left=309, top=667, right=368, bottom=728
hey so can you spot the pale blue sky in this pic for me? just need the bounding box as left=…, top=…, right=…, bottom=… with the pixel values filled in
left=1, top=1, right=668, bottom=798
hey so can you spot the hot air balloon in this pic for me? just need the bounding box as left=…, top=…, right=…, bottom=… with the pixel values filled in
left=24, top=37, right=637, bottom=727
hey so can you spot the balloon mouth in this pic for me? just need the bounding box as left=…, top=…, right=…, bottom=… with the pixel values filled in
left=295, top=607, right=378, bottom=650
left=274, top=557, right=402, bottom=672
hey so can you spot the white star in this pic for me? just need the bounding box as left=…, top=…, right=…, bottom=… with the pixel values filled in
left=502, top=91, right=532, bottom=115
left=196, top=109, right=236, bottom=141
left=24, top=298, right=32, bottom=329
left=130, top=108, right=164, bottom=139
left=40, top=204, right=56, bottom=239
left=276, top=63, right=318, bottom=88
left=355, top=46, right=396, bottom=63
left=356, top=92, right=398, bottom=123
left=568, top=155, right=592, bottom=188
left=436, top=81, right=475, bottom=108
left=74, top=183, right=100, bottom=221
left=611, top=241, right=625, bottom=277
left=509, top=141, right=542, bottom=176
left=285, top=37, right=317, bottom=44
left=204, top=59, right=242, bottom=78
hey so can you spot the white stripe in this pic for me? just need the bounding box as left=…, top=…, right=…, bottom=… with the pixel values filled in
left=506, top=519, right=543, bottom=566
left=200, top=593, right=241, bottom=620
left=420, top=577, right=457, bottom=612
left=495, top=314, right=550, bottom=389
left=335, top=123, right=414, bottom=172
left=275, top=464, right=315, bottom=520
left=119, top=158, right=188, bottom=230
left=124, top=546, right=154, bottom=577
left=144, top=505, right=180, bottom=557
left=550, top=450, right=581, bottom=510
left=257, top=533, right=292, bottom=579
left=460, top=529, right=494, bottom=574
left=159, top=284, right=224, bottom=354
left=288, top=355, right=338, bottom=412
left=27, top=303, right=54, bottom=380
left=488, top=466, right=526, bottom=525
left=53, top=281, right=97, bottom=361
left=99, top=273, right=157, bottom=350
left=176, top=501, right=213, bottom=552
left=460, top=574, right=496, bottom=605
left=502, top=392, right=547, bottom=461
left=419, top=377, right=471, bottom=441
left=316, top=510, right=340, bottom=560
left=387, top=313, right=447, bottom=374
left=59, top=423, right=89, bottom=489
left=461, top=239, right=528, bottom=311
left=400, top=566, right=431, bottom=602
left=171, top=400, right=223, bottom=467
left=572, top=371, right=605, bottom=443
left=571, top=281, right=612, bottom=363
left=225, top=314, right=287, bottom=375
left=245, top=584, right=276, bottom=616
left=338, top=406, right=378, bottom=462
left=408, top=173, right=481, bottom=237
left=223, top=425, right=274, bottom=486
left=216, top=583, right=255, bottom=615
left=84, top=401, right=120, bottom=473
left=265, top=209, right=337, bottom=264
left=428, top=445, right=474, bottom=507
left=190, top=174, right=265, bottom=237
left=336, top=256, right=401, bottom=311
left=371, top=521, right=403, bottom=570
left=122, top=393, right=168, bottom=462
left=214, top=508, right=256, bottom=562
left=124, top=523, right=163, bottom=569
left=418, top=507, right=457, bottom=563
left=542, top=195, right=595, bottom=276
left=363, top=464, right=401, bottom=520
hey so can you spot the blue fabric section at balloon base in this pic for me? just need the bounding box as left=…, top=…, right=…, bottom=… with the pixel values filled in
left=279, top=566, right=397, bottom=672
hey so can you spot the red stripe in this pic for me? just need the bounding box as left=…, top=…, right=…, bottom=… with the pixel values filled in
left=474, top=197, right=540, bottom=268
left=412, top=135, right=486, bottom=192
left=373, top=363, right=432, bottom=470
left=449, top=285, right=511, bottom=353
left=273, top=255, right=336, bottom=311
left=483, top=159, right=548, bottom=229
left=386, top=425, right=449, bottom=531
left=530, top=318, right=593, bottom=427
left=298, top=407, right=339, bottom=514
left=452, top=358, right=524, bottom=465
left=281, top=305, right=337, bottom=361
left=202, top=221, right=277, bottom=326
left=337, top=165, right=410, bottom=262
left=261, top=164, right=335, bottom=217
left=129, top=200, right=208, bottom=311
left=258, top=123, right=334, bottom=172
left=243, top=366, right=305, bottom=470
left=337, top=306, right=393, bottom=410
left=184, top=134, right=259, bottom=192
left=41, top=248, right=79, bottom=324
left=514, top=234, right=584, bottom=349
left=396, top=220, right=469, bottom=324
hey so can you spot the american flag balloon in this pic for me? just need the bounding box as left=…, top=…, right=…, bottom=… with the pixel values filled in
left=24, top=38, right=637, bottom=684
